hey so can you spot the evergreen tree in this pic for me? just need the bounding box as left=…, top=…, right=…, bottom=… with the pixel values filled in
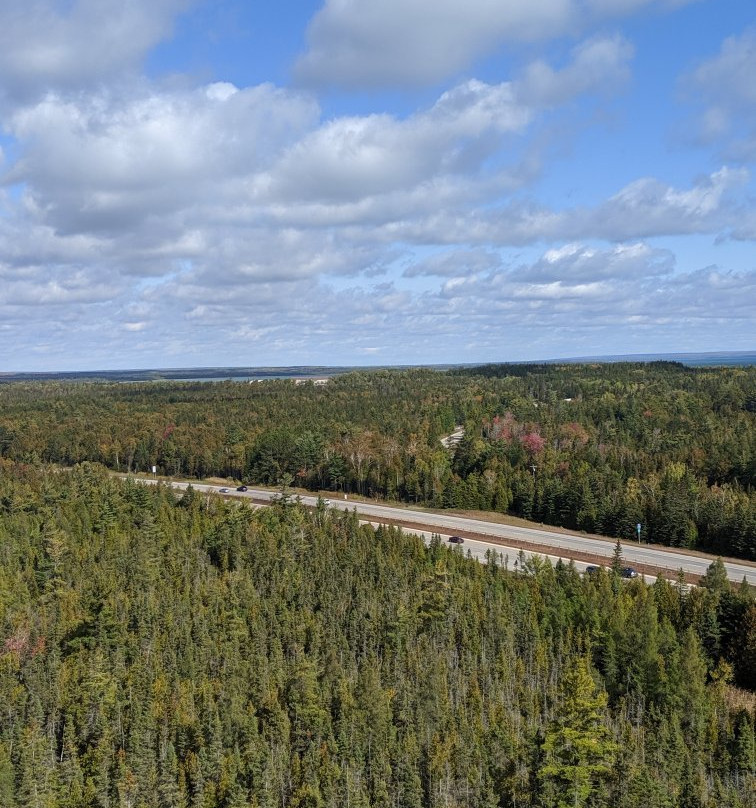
left=539, top=657, right=617, bottom=808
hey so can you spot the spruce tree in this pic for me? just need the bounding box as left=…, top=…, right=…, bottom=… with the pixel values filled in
left=539, top=656, right=617, bottom=808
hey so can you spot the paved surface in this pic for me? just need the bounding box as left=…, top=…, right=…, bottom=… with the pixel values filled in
left=139, top=479, right=756, bottom=585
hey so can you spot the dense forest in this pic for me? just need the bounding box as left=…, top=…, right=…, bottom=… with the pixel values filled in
left=0, top=463, right=754, bottom=807
left=0, top=362, right=753, bottom=559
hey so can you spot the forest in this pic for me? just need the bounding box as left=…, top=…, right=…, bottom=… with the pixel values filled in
left=0, top=462, right=754, bottom=807
left=0, top=362, right=753, bottom=559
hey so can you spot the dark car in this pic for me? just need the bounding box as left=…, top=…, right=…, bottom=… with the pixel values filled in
left=621, top=566, right=638, bottom=578
left=236, top=485, right=248, bottom=492
left=584, top=565, right=601, bottom=575
left=448, top=535, right=464, bottom=544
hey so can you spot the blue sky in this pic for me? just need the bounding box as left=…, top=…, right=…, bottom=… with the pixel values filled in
left=0, top=0, right=754, bottom=371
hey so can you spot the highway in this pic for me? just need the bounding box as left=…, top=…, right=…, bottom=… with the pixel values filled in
left=139, top=479, right=756, bottom=586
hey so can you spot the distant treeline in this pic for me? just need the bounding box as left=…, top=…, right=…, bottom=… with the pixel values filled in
left=0, top=463, right=753, bottom=807
left=0, top=362, right=753, bottom=559
left=0, top=366, right=346, bottom=384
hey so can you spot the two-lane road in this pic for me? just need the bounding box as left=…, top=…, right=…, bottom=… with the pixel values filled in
left=139, top=478, right=756, bottom=586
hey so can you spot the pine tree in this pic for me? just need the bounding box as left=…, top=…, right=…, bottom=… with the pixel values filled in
left=611, top=540, right=624, bottom=577
left=700, top=558, right=730, bottom=597
left=0, top=742, right=16, bottom=808
left=16, top=721, right=57, bottom=808
left=539, top=656, right=617, bottom=808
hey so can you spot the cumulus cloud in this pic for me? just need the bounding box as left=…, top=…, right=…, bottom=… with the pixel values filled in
left=294, top=0, right=691, bottom=89
left=690, top=29, right=756, bottom=109
left=294, top=0, right=573, bottom=89
left=180, top=228, right=391, bottom=285
left=6, top=76, right=528, bottom=250
left=0, top=268, right=119, bottom=306
left=430, top=242, right=676, bottom=307
left=516, top=35, right=633, bottom=105
left=235, top=238, right=738, bottom=367
left=374, top=167, right=749, bottom=246
left=418, top=246, right=755, bottom=356
left=348, top=253, right=753, bottom=361
left=511, top=242, right=674, bottom=282
left=584, top=0, right=692, bottom=13
left=258, top=40, right=634, bottom=218
left=1, top=36, right=632, bottom=264
left=588, top=166, right=750, bottom=239
left=685, top=28, right=756, bottom=160
left=403, top=249, right=503, bottom=278
left=265, top=80, right=531, bottom=204
left=0, top=0, right=750, bottom=370
left=4, top=82, right=319, bottom=236
left=2, top=233, right=752, bottom=370
left=0, top=0, right=191, bottom=102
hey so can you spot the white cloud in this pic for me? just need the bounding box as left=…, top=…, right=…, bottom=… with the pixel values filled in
left=0, top=0, right=191, bottom=101
left=294, top=0, right=691, bottom=89
left=691, top=28, right=756, bottom=107
left=6, top=81, right=317, bottom=198
left=266, top=80, right=531, bottom=204
left=260, top=41, right=634, bottom=217
left=373, top=167, right=749, bottom=246
left=0, top=260, right=124, bottom=308
left=294, top=0, right=574, bottom=89
left=584, top=0, right=692, bottom=13
left=590, top=166, right=749, bottom=238
left=514, top=242, right=674, bottom=282
left=3, top=81, right=319, bottom=241
left=416, top=247, right=755, bottom=357
left=403, top=249, right=502, bottom=278
left=517, top=35, right=633, bottom=104
left=3, top=245, right=751, bottom=370
left=685, top=28, right=756, bottom=160
left=430, top=242, right=676, bottom=308
left=0, top=37, right=633, bottom=273
left=0, top=3, right=750, bottom=371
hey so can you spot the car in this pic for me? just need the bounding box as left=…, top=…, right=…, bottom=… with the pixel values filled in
left=584, top=565, right=601, bottom=575
left=219, top=487, right=229, bottom=493
left=621, top=566, right=638, bottom=579
left=236, top=485, right=248, bottom=492
left=448, top=535, right=464, bottom=544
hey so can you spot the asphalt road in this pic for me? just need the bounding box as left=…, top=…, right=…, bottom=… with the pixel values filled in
left=142, top=479, right=756, bottom=586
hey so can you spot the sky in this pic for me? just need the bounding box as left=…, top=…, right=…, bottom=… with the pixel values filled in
left=0, top=0, right=754, bottom=371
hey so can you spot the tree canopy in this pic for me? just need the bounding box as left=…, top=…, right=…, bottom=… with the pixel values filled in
left=0, top=461, right=753, bottom=807
left=0, top=362, right=752, bottom=558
